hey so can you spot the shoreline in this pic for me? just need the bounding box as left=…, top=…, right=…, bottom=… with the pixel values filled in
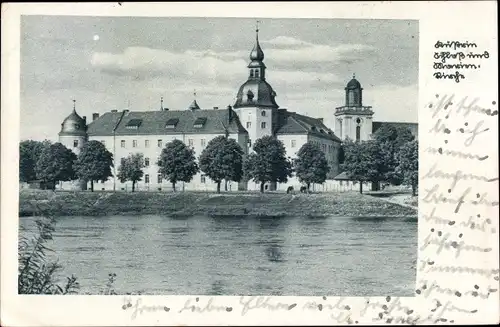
left=19, top=189, right=418, bottom=218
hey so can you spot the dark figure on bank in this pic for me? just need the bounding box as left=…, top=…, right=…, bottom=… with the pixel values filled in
left=300, top=186, right=307, bottom=193
left=286, top=186, right=294, bottom=194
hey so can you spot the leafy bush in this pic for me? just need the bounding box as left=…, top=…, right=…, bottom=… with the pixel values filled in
left=18, top=216, right=80, bottom=294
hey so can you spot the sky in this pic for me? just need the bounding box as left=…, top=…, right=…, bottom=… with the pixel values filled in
left=21, top=16, right=418, bottom=141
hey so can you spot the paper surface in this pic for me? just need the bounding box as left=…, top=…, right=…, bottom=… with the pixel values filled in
left=1, top=2, right=498, bottom=325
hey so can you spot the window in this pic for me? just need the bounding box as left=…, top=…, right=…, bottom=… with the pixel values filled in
left=121, top=140, right=125, bottom=148
left=157, top=174, right=162, bottom=184
left=73, top=140, right=79, bottom=148
left=188, top=139, right=194, bottom=147
left=250, top=70, right=254, bottom=78
left=291, top=140, right=296, bottom=148
left=132, top=140, right=138, bottom=148
left=145, top=157, right=150, bottom=167
left=165, top=118, right=179, bottom=129
left=194, top=117, right=207, bottom=128
left=145, top=140, right=150, bottom=148
left=201, top=139, right=206, bottom=147
left=348, top=90, right=355, bottom=105
left=255, top=69, right=260, bottom=78
left=261, top=111, right=266, bottom=117
left=157, top=139, right=163, bottom=148
left=246, top=122, right=252, bottom=128
left=322, top=144, right=326, bottom=151
left=356, top=126, right=361, bottom=142
left=145, top=174, right=150, bottom=184
left=125, top=119, right=142, bottom=129
left=201, top=175, right=206, bottom=184
left=261, top=122, right=266, bottom=129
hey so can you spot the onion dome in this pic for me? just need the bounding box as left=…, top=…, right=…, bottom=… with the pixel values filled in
left=250, top=33, right=264, bottom=61
left=346, top=73, right=362, bottom=89
left=59, top=100, right=87, bottom=136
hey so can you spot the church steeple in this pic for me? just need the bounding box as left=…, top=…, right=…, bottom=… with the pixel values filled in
left=248, top=21, right=266, bottom=81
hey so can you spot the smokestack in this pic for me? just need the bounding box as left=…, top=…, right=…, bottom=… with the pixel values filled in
left=92, top=113, right=99, bottom=121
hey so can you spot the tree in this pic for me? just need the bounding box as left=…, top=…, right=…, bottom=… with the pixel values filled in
left=294, top=142, right=330, bottom=191
left=117, top=153, right=145, bottom=192
left=199, top=135, right=244, bottom=193
left=373, top=125, right=415, bottom=188
left=157, top=139, right=199, bottom=192
left=243, top=136, right=292, bottom=193
left=397, top=140, right=418, bottom=196
left=19, top=140, right=51, bottom=182
left=74, top=140, right=114, bottom=192
left=35, top=142, right=77, bottom=190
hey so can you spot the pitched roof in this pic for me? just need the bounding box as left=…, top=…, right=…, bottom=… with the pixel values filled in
left=372, top=121, right=418, bottom=136
left=87, top=108, right=247, bottom=136
left=275, top=109, right=342, bottom=142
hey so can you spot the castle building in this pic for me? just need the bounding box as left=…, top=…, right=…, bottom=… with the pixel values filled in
left=58, top=28, right=416, bottom=192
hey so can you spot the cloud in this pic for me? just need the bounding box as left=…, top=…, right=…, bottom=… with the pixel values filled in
left=261, top=36, right=376, bottom=66
left=261, top=36, right=314, bottom=47
left=91, top=47, right=248, bottom=83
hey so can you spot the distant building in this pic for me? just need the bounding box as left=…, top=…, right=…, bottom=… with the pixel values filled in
left=58, top=28, right=416, bottom=192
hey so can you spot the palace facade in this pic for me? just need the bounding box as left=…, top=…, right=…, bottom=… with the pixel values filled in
left=58, top=29, right=416, bottom=192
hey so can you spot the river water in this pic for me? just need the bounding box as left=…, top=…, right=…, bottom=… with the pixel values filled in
left=19, top=214, right=417, bottom=296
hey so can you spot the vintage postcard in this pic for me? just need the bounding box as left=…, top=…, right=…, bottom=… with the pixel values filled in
left=1, top=1, right=498, bottom=326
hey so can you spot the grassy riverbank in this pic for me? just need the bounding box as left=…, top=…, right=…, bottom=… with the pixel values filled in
left=19, top=189, right=417, bottom=218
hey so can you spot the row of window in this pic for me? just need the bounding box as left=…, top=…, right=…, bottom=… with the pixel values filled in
left=245, top=121, right=267, bottom=129
left=116, top=138, right=207, bottom=149
left=114, top=173, right=209, bottom=185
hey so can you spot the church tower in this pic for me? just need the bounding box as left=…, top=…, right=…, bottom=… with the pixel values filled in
left=334, top=75, right=374, bottom=142
left=58, top=100, right=88, bottom=155
left=58, top=100, right=88, bottom=190
left=233, top=24, right=279, bottom=147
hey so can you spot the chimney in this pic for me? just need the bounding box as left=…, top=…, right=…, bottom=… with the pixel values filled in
left=92, top=113, right=99, bottom=121
left=123, top=109, right=129, bottom=115
left=111, top=109, right=118, bottom=113
left=227, top=105, right=232, bottom=121
left=317, top=118, right=324, bottom=123
left=213, top=106, right=219, bottom=110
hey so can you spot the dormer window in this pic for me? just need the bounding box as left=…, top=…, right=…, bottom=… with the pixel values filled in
left=165, top=118, right=179, bottom=129
left=311, top=126, right=317, bottom=131
left=126, top=119, right=142, bottom=129
left=247, top=90, right=254, bottom=102
left=194, top=117, right=207, bottom=128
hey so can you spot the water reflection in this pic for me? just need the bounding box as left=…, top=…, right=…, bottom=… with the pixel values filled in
left=265, top=243, right=285, bottom=262
left=19, top=214, right=417, bottom=296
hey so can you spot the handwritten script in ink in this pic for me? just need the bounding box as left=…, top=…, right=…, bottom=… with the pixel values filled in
left=433, top=41, right=491, bottom=83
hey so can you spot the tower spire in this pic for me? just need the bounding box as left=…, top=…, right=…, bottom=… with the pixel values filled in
left=72, top=99, right=76, bottom=112
left=353, top=73, right=356, bottom=79
left=160, top=96, right=163, bottom=110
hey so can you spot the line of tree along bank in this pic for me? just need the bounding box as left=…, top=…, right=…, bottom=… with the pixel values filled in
left=19, top=127, right=417, bottom=194
left=341, top=124, right=418, bottom=195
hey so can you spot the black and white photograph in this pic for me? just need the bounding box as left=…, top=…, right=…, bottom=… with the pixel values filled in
left=18, top=16, right=419, bottom=296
